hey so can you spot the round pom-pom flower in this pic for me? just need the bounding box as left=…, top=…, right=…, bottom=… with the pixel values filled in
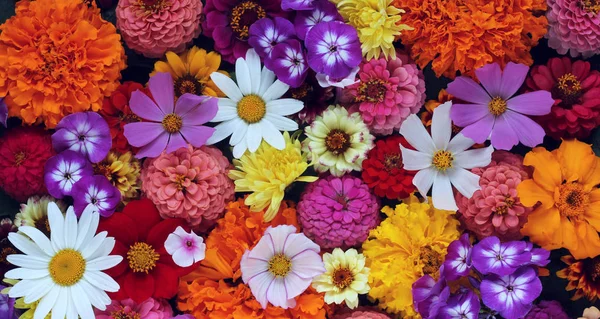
left=141, top=145, right=234, bottom=227
left=116, top=0, right=202, bottom=58
left=52, top=112, right=112, bottom=164
left=524, top=300, right=570, bottom=319
left=298, top=175, right=380, bottom=249
left=44, top=150, right=93, bottom=199
left=332, top=309, right=391, bottom=319
left=95, top=298, right=173, bottom=319
left=0, top=0, right=126, bottom=128
left=546, top=0, right=600, bottom=58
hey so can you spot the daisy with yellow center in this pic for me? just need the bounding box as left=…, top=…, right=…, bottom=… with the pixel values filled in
left=14, top=196, right=66, bottom=237
left=93, top=151, right=141, bottom=204
left=2, top=279, right=50, bottom=319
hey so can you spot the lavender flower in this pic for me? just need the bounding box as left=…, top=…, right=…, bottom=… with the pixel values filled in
left=443, top=233, right=473, bottom=280
left=52, top=112, right=111, bottom=163
left=480, top=266, right=542, bottom=319
left=294, top=0, right=342, bottom=40
left=524, top=242, right=551, bottom=267
left=44, top=150, right=94, bottom=199
left=282, top=0, right=315, bottom=10
left=249, top=18, right=296, bottom=60
left=316, top=67, right=359, bottom=89
left=306, top=21, right=362, bottom=79
left=471, top=236, right=531, bottom=276
left=0, top=98, right=7, bottom=127
left=269, top=40, right=309, bottom=88
left=412, top=272, right=450, bottom=319
left=439, top=290, right=480, bottom=319
left=72, top=175, right=121, bottom=217
left=0, top=286, right=16, bottom=319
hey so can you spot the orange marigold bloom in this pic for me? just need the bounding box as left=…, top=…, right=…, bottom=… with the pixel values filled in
left=393, top=0, right=547, bottom=78
left=0, top=0, right=126, bottom=128
left=557, top=255, right=600, bottom=301
left=421, top=89, right=453, bottom=129
left=518, top=140, right=600, bottom=259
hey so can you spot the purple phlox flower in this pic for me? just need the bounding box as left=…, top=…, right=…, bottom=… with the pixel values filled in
left=480, top=266, right=542, bottom=319
left=446, top=62, right=554, bottom=150
left=282, top=0, right=315, bottom=11
left=171, top=316, right=195, bottom=319
left=0, top=285, right=16, bottom=319
left=294, top=0, right=342, bottom=40
left=412, top=272, right=450, bottom=319
left=268, top=39, right=309, bottom=88
left=124, top=72, right=218, bottom=159
left=44, top=150, right=93, bottom=199
left=524, top=242, right=551, bottom=267
left=471, top=236, right=531, bottom=276
left=443, top=233, right=473, bottom=281
left=439, top=290, right=481, bottom=319
left=72, top=175, right=121, bottom=217
left=316, top=66, right=360, bottom=89
left=249, top=17, right=296, bottom=60
left=306, top=21, right=362, bottom=79
left=52, top=112, right=111, bottom=163
left=0, top=97, right=7, bottom=128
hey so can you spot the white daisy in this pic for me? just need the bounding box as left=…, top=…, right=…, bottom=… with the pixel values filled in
left=5, top=203, right=122, bottom=319
left=399, top=101, right=494, bottom=211
left=208, top=49, right=304, bottom=158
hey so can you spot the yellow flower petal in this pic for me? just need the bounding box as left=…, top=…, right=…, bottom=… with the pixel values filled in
left=165, top=51, right=186, bottom=77
left=555, top=139, right=600, bottom=189
left=523, top=146, right=562, bottom=192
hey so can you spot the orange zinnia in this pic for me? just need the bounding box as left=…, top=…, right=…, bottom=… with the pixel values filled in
left=518, top=139, right=600, bottom=259
left=0, top=0, right=126, bottom=128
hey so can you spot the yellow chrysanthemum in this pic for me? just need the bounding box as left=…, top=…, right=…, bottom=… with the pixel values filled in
left=362, top=195, right=460, bottom=317
left=152, top=46, right=227, bottom=98
left=14, top=196, right=66, bottom=237
left=229, top=132, right=318, bottom=222
left=2, top=279, right=49, bottom=319
left=93, top=151, right=141, bottom=203
left=334, top=0, right=413, bottom=60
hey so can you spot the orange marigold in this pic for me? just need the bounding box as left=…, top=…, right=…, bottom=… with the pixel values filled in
left=0, top=0, right=126, bottom=128
left=393, top=0, right=547, bottom=79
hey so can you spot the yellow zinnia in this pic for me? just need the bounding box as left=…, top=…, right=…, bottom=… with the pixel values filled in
left=152, top=46, right=226, bottom=97
left=362, top=195, right=460, bottom=317
left=93, top=151, right=141, bottom=204
left=229, top=132, right=318, bottom=222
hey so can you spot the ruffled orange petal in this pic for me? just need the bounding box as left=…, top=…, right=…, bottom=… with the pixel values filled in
left=523, top=147, right=562, bottom=192
left=517, top=179, right=554, bottom=208
left=555, top=139, right=600, bottom=189
left=570, top=221, right=600, bottom=259
left=521, top=206, right=560, bottom=245
left=584, top=188, right=600, bottom=231
left=549, top=216, right=578, bottom=252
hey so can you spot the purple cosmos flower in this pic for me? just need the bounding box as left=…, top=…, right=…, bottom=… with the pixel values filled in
left=44, top=150, right=94, bottom=199
left=0, top=286, right=16, bottom=319
left=282, top=0, right=314, bottom=10
left=306, top=21, right=362, bottom=79
left=268, top=39, right=309, bottom=88
left=249, top=18, right=296, bottom=60
left=447, top=62, right=554, bottom=150
left=0, top=98, right=7, bottom=127
left=123, top=72, right=218, bottom=159
left=443, top=233, right=473, bottom=281
left=471, top=237, right=532, bottom=276
left=439, top=290, right=480, bottom=319
left=72, top=175, right=121, bottom=217
left=412, top=272, right=450, bottom=319
left=524, top=242, right=550, bottom=267
left=294, top=0, right=342, bottom=40
left=480, top=266, right=542, bottom=319
left=52, top=112, right=111, bottom=163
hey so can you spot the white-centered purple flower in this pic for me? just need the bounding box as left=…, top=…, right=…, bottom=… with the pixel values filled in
left=52, top=112, right=111, bottom=163
left=249, top=17, right=296, bottom=60
left=306, top=21, right=362, bottom=79
left=524, top=242, right=551, bottom=267
left=439, top=290, right=480, bottom=319
left=269, top=40, right=309, bottom=88
left=480, top=266, right=542, bottom=319
left=43, top=150, right=93, bottom=199
left=412, top=273, right=451, bottom=319
left=294, top=0, right=342, bottom=40
left=443, top=233, right=473, bottom=281
left=471, top=236, right=531, bottom=276
left=164, top=226, right=206, bottom=267
left=0, top=97, right=7, bottom=127
left=72, top=175, right=121, bottom=217
left=316, top=67, right=360, bottom=89
left=282, top=0, right=315, bottom=11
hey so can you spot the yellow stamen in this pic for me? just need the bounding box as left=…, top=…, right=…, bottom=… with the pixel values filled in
left=557, top=73, right=582, bottom=96
left=162, top=113, right=183, bottom=133
left=432, top=150, right=453, bottom=171
left=325, top=129, right=351, bottom=155
left=230, top=1, right=266, bottom=40
left=332, top=267, right=355, bottom=289
left=268, top=254, right=292, bottom=277
left=237, top=95, right=266, bottom=123
left=127, top=242, right=160, bottom=273
left=488, top=97, right=507, bottom=116
left=48, top=249, right=86, bottom=286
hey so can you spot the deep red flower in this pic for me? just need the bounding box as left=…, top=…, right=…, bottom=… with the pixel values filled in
left=97, top=198, right=194, bottom=303
left=0, top=127, right=54, bottom=202
left=525, top=57, right=600, bottom=139
left=361, top=136, right=416, bottom=200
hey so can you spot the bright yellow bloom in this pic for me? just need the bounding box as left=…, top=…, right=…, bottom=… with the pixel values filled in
left=362, top=195, right=460, bottom=317
left=334, top=0, right=413, bottom=60
left=152, top=46, right=227, bottom=97
left=14, top=196, right=66, bottom=236
left=229, top=132, right=318, bottom=222
left=94, top=151, right=141, bottom=204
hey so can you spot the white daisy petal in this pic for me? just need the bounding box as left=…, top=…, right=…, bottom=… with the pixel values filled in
left=86, top=255, right=123, bottom=271
left=399, top=114, right=436, bottom=154
left=212, top=104, right=238, bottom=122
left=77, top=280, right=108, bottom=310
left=247, top=123, right=264, bottom=153
left=448, top=167, right=482, bottom=199
left=233, top=138, right=248, bottom=158
left=71, top=284, right=95, bottom=319
left=235, top=57, right=252, bottom=95
left=210, top=72, right=243, bottom=102
left=453, top=146, right=494, bottom=169
left=18, top=226, right=54, bottom=256
left=265, top=114, right=298, bottom=131
left=6, top=254, right=50, bottom=269
left=75, top=208, right=99, bottom=251
left=87, top=236, right=115, bottom=261
left=400, top=146, right=433, bottom=171
left=81, top=232, right=108, bottom=259
left=33, top=286, right=60, bottom=319
left=266, top=99, right=304, bottom=116
left=259, top=67, right=276, bottom=96
left=432, top=173, right=458, bottom=211
left=48, top=203, right=65, bottom=251
left=23, top=277, right=54, bottom=304
left=431, top=101, right=453, bottom=150
left=260, top=120, right=286, bottom=150
left=246, top=49, right=262, bottom=94
left=412, top=167, right=437, bottom=199
left=207, top=119, right=239, bottom=144
left=8, top=233, right=47, bottom=257
left=83, top=271, right=120, bottom=292
left=5, top=268, right=49, bottom=280
left=229, top=118, right=249, bottom=146
left=262, top=80, right=290, bottom=102
left=63, top=208, right=78, bottom=249
left=66, top=292, right=78, bottom=319
left=50, top=287, right=68, bottom=319
left=8, top=279, right=40, bottom=298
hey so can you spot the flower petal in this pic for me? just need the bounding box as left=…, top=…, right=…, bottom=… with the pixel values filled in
left=123, top=122, right=165, bottom=148
left=262, top=80, right=290, bottom=102
left=499, top=62, right=530, bottom=99
left=431, top=101, right=452, bottom=150
left=475, top=63, right=502, bottom=98
left=447, top=167, right=481, bottom=199
left=502, top=110, right=546, bottom=148
left=211, top=72, right=244, bottom=102
left=432, top=173, right=457, bottom=211
left=148, top=72, right=175, bottom=113
left=400, top=145, right=432, bottom=171
left=413, top=167, right=437, bottom=199
left=446, top=76, right=491, bottom=104
left=180, top=125, right=216, bottom=148
left=453, top=146, right=493, bottom=169
left=399, top=114, right=436, bottom=154
left=129, top=90, right=164, bottom=122
left=133, top=131, right=169, bottom=159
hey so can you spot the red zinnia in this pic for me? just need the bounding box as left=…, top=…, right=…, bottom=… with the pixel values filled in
left=0, top=127, right=54, bottom=202
left=97, top=198, right=193, bottom=303
left=525, top=57, right=600, bottom=139
left=361, top=136, right=416, bottom=200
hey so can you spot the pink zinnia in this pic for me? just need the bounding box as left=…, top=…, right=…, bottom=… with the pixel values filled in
left=95, top=298, right=173, bottom=319
left=345, top=53, right=425, bottom=135
left=546, top=0, right=600, bottom=58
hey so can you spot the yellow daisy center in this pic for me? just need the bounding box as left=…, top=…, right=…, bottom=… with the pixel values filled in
left=325, top=129, right=351, bottom=155
left=237, top=95, right=266, bottom=124
left=557, top=182, right=589, bottom=220
left=268, top=254, right=292, bottom=277
left=332, top=267, right=355, bottom=289
left=419, top=247, right=442, bottom=276
left=175, top=74, right=204, bottom=97
left=111, top=307, right=141, bottom=319
left=230, top=1, right=266, bottom=40
left=581, top=0, right=600, bottom=14
left=48, top=249, right=86, bottom=286
left=432, top=150, right=453, bottom=171
left=127, top=242, right=160, bottom=273
left=162, top=113, right=183, bottom=133
left=488, top=97, right=507, bottom=116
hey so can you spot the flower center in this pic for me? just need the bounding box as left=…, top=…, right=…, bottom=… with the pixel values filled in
left=356, top=79, right=387, bottom=103
left=111, top=307, right=142, bottom=319
left=186, top=240, right=193, bottom=247
left=268, top=253, right=292, bottom=277
left=432, top=150, right=453, bottom=171
left=332, top=267, right=354, bottom=289
left=581, top=0, right=600, bottom=14
left=34, top=215, right=51, bottom=237
left=557, top=182, right=590, bottom=220
left=230, top=1, right=266, bottom=40
left=488, top=97, right=507, bottom=116
left=175, top=74, right=204, bottom=97
left=127, top=242, right=160, bottom=273
left=419, top=247, right=442, bottom=276
left=494, top=197, right=515, bottom=215
left=162, top=113, right=183, bottom=133
left=94, top=163, right=116, bottom=182
left=174, top=174, right=187, bottom=191
left=383, top=153, right=402, bottom=171
left=291, top=83, right=312, bottom=100
left=0, top=246, right=17, bottom=265
left=554, top=73, right=583, bottom=107
left=325, top=129, right=351, bottom=155
left=13, top=151, right=26, bottom=166
left=137, top=0, right=169, bottom=13
left=48, top=249, right=86, bottom=286
left=237, top=95, right=266, bottom=123
left=587, top=256, right=600, bottom=282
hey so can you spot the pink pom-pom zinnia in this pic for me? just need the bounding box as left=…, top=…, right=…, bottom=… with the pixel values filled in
left=116, top=0, right=203, bottom=58
left=546, top=0, right=600, bottom=58
left=95, top=298, right=173, bottom=319
left=455, top=151, right=533, bottom=241
left=141, top=145, right=234, bottom=228
left=332, top=309, right=391, bottom=319
left=297, top=175, right=380, bottom=249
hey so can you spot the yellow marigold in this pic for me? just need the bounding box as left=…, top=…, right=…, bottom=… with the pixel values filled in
left=362, top=195, right=460, bottom=317
left=93, top=151, right=141, bottom=204
left=152, top=46, right=226, bottom=98
left=0, top=0, right=126, bottom=128
left=334, top=0, right=412, bottom=60
left=229, top=132, right=318, bottom=222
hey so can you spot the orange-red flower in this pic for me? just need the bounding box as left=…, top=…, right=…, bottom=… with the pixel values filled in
left=557, top=255, right=600, bottom=301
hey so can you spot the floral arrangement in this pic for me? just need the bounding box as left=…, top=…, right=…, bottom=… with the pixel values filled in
left=0, top=0, right=599, bottom=318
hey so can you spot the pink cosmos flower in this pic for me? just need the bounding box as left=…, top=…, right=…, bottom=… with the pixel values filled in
left=164, top=226, right=206, bottom=267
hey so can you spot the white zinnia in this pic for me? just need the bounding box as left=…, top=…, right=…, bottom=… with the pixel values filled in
left=5, top=203, right=122, bottom=319
left=399, top=101, right=494, bottom=211
left=208, top=49, right=304, bottom=158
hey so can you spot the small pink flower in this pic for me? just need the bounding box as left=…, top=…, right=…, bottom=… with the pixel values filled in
left=164, top=226, right=206, bottom=267
left=94, top=298, right=173, bottom=319
left=316, top=67, right=360, bottom=89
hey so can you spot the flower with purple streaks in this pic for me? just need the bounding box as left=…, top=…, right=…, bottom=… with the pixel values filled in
left=44, top=150, right=94, bottom=199
left=443, top=233, right=473, bottom=281
left=249, top=18, right=296, bottom=60
left=72, top=175, right=121, bottom=217
left=306, top=21, right=362, bottom=79
left=471, top=236, right=532, bottom=276
left=480, top=266, right=542, bottom=319
left=269, top=40, right=309, bottom=88
left=439, top=290, right=480, bottom=319
left=52, top=112, right=111, bottom=163
left=294, top=0, right=342, bottom=40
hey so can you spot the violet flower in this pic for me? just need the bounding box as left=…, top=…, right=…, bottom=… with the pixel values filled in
left=249, top=18, right=296, bottom=60
left=439, top=290, right=480, bottom=319
left=0, top=97, right=7, bottom=127
left=44, top=150, right=94, bottom=199
left=412, top=273, right=450, bottom=319
left=72, top=175, right=121, bottom=217
left=0, top=286, right=16, bottom=319
left=306, top=21, right=362, bottom=79
left=443, top=233, right=473, bottom=280
left=294, top=0, right=342, bottom=40
left=471, top=236, right=531, bottom=276
left=480, top=266, right=542, bottom=319
left=52, top=112, right=111, bottom=163
left=269, top=39, right=309, bottom=88
left=316, top=66, right=360, bottom=89
left=282, top=0, right=315, bottom=11
left=524, top=242, right=551, bottom=267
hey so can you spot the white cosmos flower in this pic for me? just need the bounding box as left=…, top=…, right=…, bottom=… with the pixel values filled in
left=399, top=101, right=494, bottom=211
left=208, top=49, right=304, bottom=158
left=5, top=203, right=122, bottom=319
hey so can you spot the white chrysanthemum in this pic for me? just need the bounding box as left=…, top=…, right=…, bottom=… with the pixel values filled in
left=208, top=49, right=304, bottom=158
left=5, top=203, right=122, bottom=319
